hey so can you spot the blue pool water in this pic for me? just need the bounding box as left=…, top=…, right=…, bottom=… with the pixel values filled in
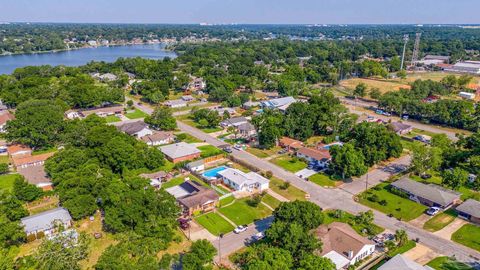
left=202, top=166, right=228, bottom=178
left=323, top=142, right=343, bottom=150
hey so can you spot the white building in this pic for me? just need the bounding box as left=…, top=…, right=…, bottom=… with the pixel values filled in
left=117, top=121, right=153, bottom=138
left=445, top=61, right=480, bottom=74
left=459, top=91, right=476, bottom=100
left=21, top=208, right=73, bottom=239
left=260, top=96, right=297, bottom=112
left=217, top=168, right=269, bottom=192
left=164, top=99, right=188, bottom=108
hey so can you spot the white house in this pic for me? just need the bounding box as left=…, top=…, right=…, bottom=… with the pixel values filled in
left=316, top=222, right=376, bottom=269
left=260, top=96, right=296, bottom=112
left=217, top=168, right=269, bottom=192
left=186, top=160, right=205, bottom=172
left=459, top=91, right=476, bottom=100
left=64, top=110, right=82, bottom=120
left=164, top=99, right=187, bottom=108
left=117, top=121, right=153, bottom=138
left=141, top=132, right=175, bottom=146
left=21, top=208, right=73, bottom=239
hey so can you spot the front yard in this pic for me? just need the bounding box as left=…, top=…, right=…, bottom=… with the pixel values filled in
left=451, top=224, right=480, bottom=252
left=271, top=155, right=307, bottom=172
left=246, top=146, right=282, bottom=158
left=125, top=108, right=148, bottom=119
left=358, top=182, right=428, bottom=221
left=176, top=115, right=222, bottom=133
left=269, top=177, right=306, bottom=201
left=309, top=173, right=342, bottom=187
left=323, top=209, right=384, bottom=236
left=261, top=194, right=282, bottom=209
left=104, top=115, right=121, bottom=123
left=198, top=145, right=223, bottom=158
left=427, top=256, right=474, bottom=270
left=423, top=209, right=458, bottom=232
left=194, top=212, right=235, bottom=236
left=218, top=198, right=272, bottom=225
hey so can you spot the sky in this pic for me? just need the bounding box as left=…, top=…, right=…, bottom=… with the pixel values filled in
left=1, top=0, right=480, bottom=24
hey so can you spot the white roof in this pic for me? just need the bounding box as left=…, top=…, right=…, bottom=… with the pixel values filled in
left=164, top=99, right=187, bottom=106
left=218, top=168, right=269, bottom=187
left=378, top=254, right=434, bottom=270
left=21, top=207, right=72, bottom=235
left=159, top=142, right=200, bottom=159
left=323, top=250, right=350, bottom=270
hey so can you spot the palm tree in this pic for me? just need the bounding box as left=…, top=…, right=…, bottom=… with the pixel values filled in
left=395, top=229, right=408, bottom=247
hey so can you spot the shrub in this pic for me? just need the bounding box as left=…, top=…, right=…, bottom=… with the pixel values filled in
left=265, top=171, right=273, bottom=179
left=379, top=199, right=388, bottom=206
left=280, top=181, right=290, bottom=190
left=368, top=194, right=379, bottom=203
left=247, top=194, right=263, bottom=207
left=0, top=163, right=9, bottom=174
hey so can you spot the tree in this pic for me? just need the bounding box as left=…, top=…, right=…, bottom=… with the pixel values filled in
left=35, top=231, right=90, bottom=270
left=273, top=201, right=324, bottom=230
left=369, top=87, right=382, bottom=100
left=330, top=143, right=368, bottom=179
left=442, top=167, right=468, bottom=190
left=394, top=229, right=408, bottom=247
left=144, top=106, right=177, bottom=131
left=236, top=245, right=294, bottom=270
left=6, top=99, right=65, bottom=149
left=397, top=70, right=407, bottom=79
left=182, top=240, right=216, bottom=270
left=297, top=254, right=335, bottom=270
left=354, top=83, right=367, bottom=97
left=252, top=109, right=284, bottom=149
left=13, top=176, right=43, bottom=202
left=411, top=144, right=442, bottom=176
left=355, top=210, right=374, bottom=225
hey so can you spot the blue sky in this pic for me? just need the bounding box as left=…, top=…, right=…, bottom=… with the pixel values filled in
left=1, top=0, right=479, bottom=24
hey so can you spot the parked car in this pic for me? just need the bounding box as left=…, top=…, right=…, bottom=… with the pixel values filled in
left=426, top=207, right=441, bottom=216
left=178, top=218, right=190, bottom=230
left=252, top=232, right=265, bottom=241
left=375, top=109, right=384, bottom=115
left=382, top=111, right=391, bottom=116
left=402, top=114, right=409, bottom=120
left=223, top=147, right=233, bottom=153
left=234, top=225, right=248, bottom=234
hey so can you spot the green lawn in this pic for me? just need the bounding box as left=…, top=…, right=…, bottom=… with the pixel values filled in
left=194, top=212, right=235, bottom=236
left=198, top=145, right=223, bottom=158
left=271, top=155, right=307, bottom=173
left=309, top=173, right=341, bottom=187
left=32, top=147, right=56, bottom=156
left=358, top=183, right=428, bottom=221
left=387, top=240, right=417, bottom=257
left=0, top=174, right=19, bottom=192
left=423, top=209, right=458, bottom=232
left=125, top=109, right=148, bottom=119
left=269, top=177, right=306, bottom=201
left=104, top=115, right=121, bottom=123
left=246, top=146, right=282, bottom=159
left=401, top=139, right=423, bottom=152
left=176, top=115, right=222, bottom=133
left=176, top=133, right=202, bottom=143
left=323, top=210, right=384, bottom=237
left=218, top=198, right=272, bottom=225
left=261, top=194, right=282, bottom=209
left=161, top=177, right=185, bottom=189
left=451, top=224, right=480, bottom=252
left=214, top=184, right=230, bottom=194
left=427, top=256, right=474, bottom=270
left=219, top=196, right=235, bottom=207
left=0, top=155, right=9, bottom=164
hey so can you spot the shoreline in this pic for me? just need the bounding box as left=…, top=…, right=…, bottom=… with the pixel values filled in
left=0, top=42, right=173, bottom=57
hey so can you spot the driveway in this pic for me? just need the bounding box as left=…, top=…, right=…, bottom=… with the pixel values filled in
left=434, top=218, right=468, bottom=240
left=403, top=243, right=441, bottom=265
left=295, top=168, right=317, bottom=178
left=409, top=214, right=432, bottom=229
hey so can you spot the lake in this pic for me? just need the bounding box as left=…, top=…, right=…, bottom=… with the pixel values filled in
left=0, top=43, right=177, bottom=74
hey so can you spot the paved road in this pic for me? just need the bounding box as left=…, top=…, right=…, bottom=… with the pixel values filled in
left=133, top=98, right=480, bottom=266
left=341, top=97, right=469, bottom=141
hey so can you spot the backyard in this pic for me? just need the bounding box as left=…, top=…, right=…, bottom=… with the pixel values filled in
left=423, top=209, right=458, bottom=232
left=194, top=212, right=235, bottom=236
left=104, top=115, right=121, bottom=123
left=125, top=108, right=149, bottom=119
left=218, top=198, right=272, bottom=225
left=271, top=155, right=307, bottom=172
left=451, top=224, right=480, bottom=252
left=358, top=182, right=428, bottom=221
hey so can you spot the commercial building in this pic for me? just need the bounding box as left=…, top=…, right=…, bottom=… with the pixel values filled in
left=445, top=61, right=480, bottom=74
left=261, top=96, right=297, bottom=112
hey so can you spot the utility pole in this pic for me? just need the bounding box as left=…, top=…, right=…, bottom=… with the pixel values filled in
left=365, top=173, right=369, bottom=192
left=410, top=33, right=422, bottom=68
left=400, top=34, right=409, bottom=70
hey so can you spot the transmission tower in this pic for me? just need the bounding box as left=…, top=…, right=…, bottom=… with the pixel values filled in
left=400, top=34, right=409, bottom=70
left=411, top=33, right=422, bottom=67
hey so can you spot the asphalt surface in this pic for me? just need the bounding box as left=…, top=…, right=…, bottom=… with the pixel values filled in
left=130, top=97, right=480, bottom=267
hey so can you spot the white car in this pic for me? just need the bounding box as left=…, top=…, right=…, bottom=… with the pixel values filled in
left=252, top=232, right=265, bottom=241
left=426, top=207, right=441, bottom=216
left=233, top=144, right=243, bottom=151
left=234, top=225, right=248, bottom=234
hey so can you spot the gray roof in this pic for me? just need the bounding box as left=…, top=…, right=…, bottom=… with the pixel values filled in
left=391, top=178, right=461, bottom=207
left=238, top=122, right=256, bottom=132
left=218, top=168, right=269, bottom=187
left=221, top=117, right=248, bottom=126
left=456, top=199, right=480, bottom=218
left=21, top=207, right=72, bottom=235
left=159, top=142, right=200, bottom=159
left=164, top=99, right=187, bottom=106
left=261, top=96, right=296, bottom=108
left=117, top=121, right=149, bottom=135
left=424, top=55, right=450, bottom=61
left=390, top=122, right=412, bottom=133
left=378, top=254, right=434, bottom=270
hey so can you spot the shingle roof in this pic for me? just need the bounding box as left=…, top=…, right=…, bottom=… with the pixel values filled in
left=391, top=178, right=461, bottom=207
left=238, top=122, right=255, bottom=132
left=297, top=147, right=331, bottom=161
left=159, top=142, right=200, bottom=159
left=177, top=181, right=219, bottom=208
left=12, top=152, right=54, bottom=167
left=141, top=131, right=174, bottom=143
left=315, top=222, right=374, bottom=259
left=221, top=117, right=248, bottom=126
left=118, top=121, right=149, bottom=135
left=140, top=171, right=167, bottom=180
left=218, top=168, right=269, bottom=187
left=279, top=137, right=303, bottom=148
left=0, top=111, right=14, bottom=125
left=390, top=122, right=412, bottom=133
left=378, top=254, right=434, bottom=270
left=21, top=208, right=72, bottom=235
left=456, top=199, right=480, bottom=218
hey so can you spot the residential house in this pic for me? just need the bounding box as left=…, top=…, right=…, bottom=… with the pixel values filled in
left=391, top=178, right=461, bottom=209
left=0, top=111, right=14, bottom=133
left=166, top=181, right=219, bottom=216
left=261, top=96, right=297, bottom=112
left=21, top=207, right=73, bottom=240
left=188, top=77, right=206, bottom=91
left=456, top=199, right=480, bottom=224
left=80, top=105, right=123, bottom=118
left=141, top=131, right=175, bottom=146
left=237, top=122, right=257, bottom=139
left=378, top=254, right=434, bottom=270
left=91, top=72, right=117, bottom=81
left=220, top=117, right=249, bottom=128
left=140, top=171, right=170, bottom=188
left=12, top=152, right=54, bottom=169
left=459, top=91, right=476, bottom=100
left=279, top=137, right=304, bottom=152
left=390, top=122, right=413, bottom=135
left=7, top=144, right=32, bottom=157
left=242, top=101, right=260, bottom=109
left=186, top=160, right=205, bottom=172
left=315, top=222, right=376, bottom=270
left=164, top=99, right=187, bottom=108
left=297, top=147, right=331, bottom=168
left=217, top=168, right=269, bottom=192
left=181, top=95, right=195, bottom=102
left=160, top=142, right=201, bottom=163
left=213, top=107, right=236, bottom=117
left=117, top=121, right=153, bottom=138
left=64, top=110, right=82, bottom=120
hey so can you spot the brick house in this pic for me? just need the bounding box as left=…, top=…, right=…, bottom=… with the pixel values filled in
left=159, top=142, right=201, bottom=163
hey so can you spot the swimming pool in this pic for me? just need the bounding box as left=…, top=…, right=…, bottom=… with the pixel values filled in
left=323, top=142, right=343, bottom=150
left=202, top=166, right=228, bottom=179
